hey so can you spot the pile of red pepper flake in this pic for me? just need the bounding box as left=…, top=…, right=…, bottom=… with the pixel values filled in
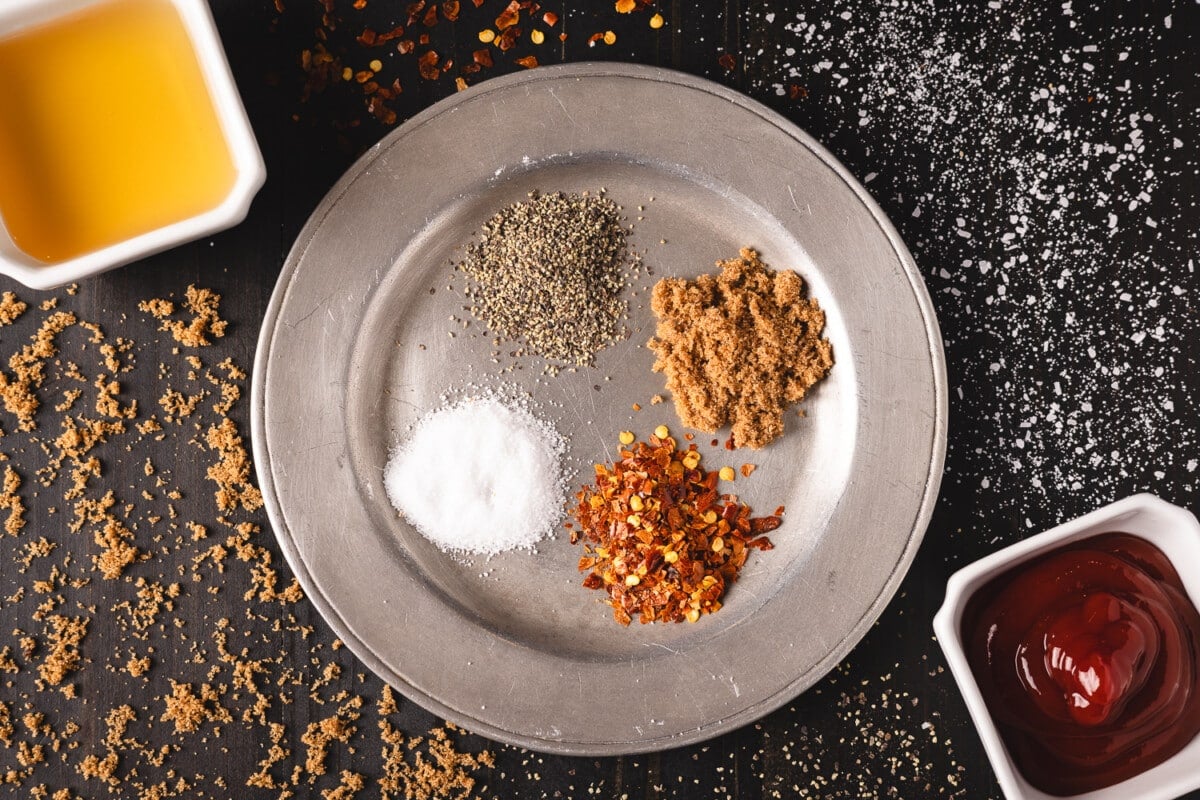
left=568, top=427, right=783, bottom=626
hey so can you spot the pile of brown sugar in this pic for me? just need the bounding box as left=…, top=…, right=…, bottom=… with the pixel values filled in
left=648, top=247, right=834, bottom=449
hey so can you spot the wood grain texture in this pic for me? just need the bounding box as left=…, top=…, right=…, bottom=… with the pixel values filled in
left=0, top=1, right=1196, bottom=798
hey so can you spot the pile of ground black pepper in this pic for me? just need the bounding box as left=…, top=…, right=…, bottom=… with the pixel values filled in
left=457, top=191, right=634, bottom=368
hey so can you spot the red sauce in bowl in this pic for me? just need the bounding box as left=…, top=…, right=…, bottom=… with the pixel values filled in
left=962, top=533, right=1200, bottom=796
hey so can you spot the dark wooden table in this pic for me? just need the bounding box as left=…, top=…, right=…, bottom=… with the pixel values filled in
left=1, top=1, right=1197, bottom=798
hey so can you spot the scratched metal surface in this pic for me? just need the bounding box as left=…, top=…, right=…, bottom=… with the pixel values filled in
left=252, top=64, right=946, bottom=754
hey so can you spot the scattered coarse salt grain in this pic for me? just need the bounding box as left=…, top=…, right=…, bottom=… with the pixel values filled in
left=384, top=397, right=567, bottom=555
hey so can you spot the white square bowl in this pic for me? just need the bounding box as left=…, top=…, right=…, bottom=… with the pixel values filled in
left=0, top=0, right=265, bottom=290
left=933, top=493, right=1200, bottom=800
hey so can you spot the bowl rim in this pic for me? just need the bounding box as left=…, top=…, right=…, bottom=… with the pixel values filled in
left=0, top=0, right=265, bottom=290
left=933, top=492, right=1200, bottom=800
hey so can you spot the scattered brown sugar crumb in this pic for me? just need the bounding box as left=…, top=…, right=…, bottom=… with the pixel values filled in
left=322, top=770, right=365, bottom=800
left=650, top=393, right=665, bottom=405
left=38, top=614, right=89, bottom=686
left=0, top=292, right=27, bottom=326
left=159, top=680, right=230, bottom=734
left=204, top=418, right=263, bottom=512
left=139, top=286, right=228, bottom=347
left=125, top=654, right=151, bottom=677
left=158, top=387, right=206, bottom=420
left=92, top=518, right=142, bottom=579
left=93, top=377, right=136, bottom=419
left=0, top=311, right=77, bottom=431
left=648, top=247, right=834, bottom=449
left=301, top=709, right=358, bottom=778
left=379, top=721, right=493, bottom=800
left=0, top=466, right=26, bottom=536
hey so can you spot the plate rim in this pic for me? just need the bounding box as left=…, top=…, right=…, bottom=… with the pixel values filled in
left=251, top=61, right=948, bottom=755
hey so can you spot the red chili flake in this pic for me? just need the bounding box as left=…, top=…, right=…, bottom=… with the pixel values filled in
left=542, top=10, right=558, bottom=25
left=718, top=53, right=736, bottom=70
left=462, top=63, right=480, bottom=74
left=406, top=0, right=426, bottom=24
left=442, top=0, right=460, bottom=21
left=418, top=33, right=430, bottom=44
left=441, top=58, right=454, bottom=72
left=274, top=0, right=285, bottom=12
left=376, top=25, right=405, bottom=42
left=353, top=0, right=367, bottom=7
left=723, top=435, right=735, bottom=450
left=710, top=439, right=719, bottom=446
left=471, top=0, right=484, bottom=6
left=472, top=48, right=493, bottom=67
left=496, top=27, right=519, bottom=50
left=418, top=50, right=440, bottom=80
left=558, top=32, right=567, bottom=41
left=587, top=32, right=604, bottom=45
left=515, top=55, right=538, bottom=69
left=366, top=96, right=397, bottom=125
left=495, top=0, right=520, bottom=30
left=354, top=70, right=373, bottom=83
left=570, top=432, right=782, bottom=626
left=788, top=84, right=808, bottom=100
left=397, top=39, right=415, bottom=54
left=357, top=28, right=378, bottom=45
left=422, top=4, right=438, bottom=26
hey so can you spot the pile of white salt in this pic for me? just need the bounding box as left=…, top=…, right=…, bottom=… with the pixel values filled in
left=383, top=396, right=567, bottom=555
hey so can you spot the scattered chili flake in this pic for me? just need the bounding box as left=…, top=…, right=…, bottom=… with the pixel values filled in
left=496, top=27, right=519, bottom=50
left=472, top=48, right=493, bottom=67
left=422, top=4, right=438, bottom=26
left=789, top=84, right=809, bottom=100
left=442, top=0, right=460, bottom=21
left=542, top=11, right=558, bottom=25
left=615, top=0, right=636, bottom=12
left=419, top=33, right=430, bottom=44
left=353, top=0, right=366, bottom=8
left=472, top=0, right=484, bottom=6
left=740, top=463, right=756, bottom=478
left=495, top=0, right=520, bottom=30
left=515, top=55, right=538, bottom=69
left=569, top=429, right=782, bottom=626
left=718, top=53, right=737, bottom=70
left=397, top=38, right=415, bottom=53
left=418, top=49, right=440, bottom=80
left=357, top=28, right=377, bottom=45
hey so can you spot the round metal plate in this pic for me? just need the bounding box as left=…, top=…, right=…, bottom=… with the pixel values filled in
left=251, top=63, right=947, bottom=755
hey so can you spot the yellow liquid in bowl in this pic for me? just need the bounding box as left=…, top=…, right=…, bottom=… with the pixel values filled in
left=0, top=0, right=238, bottom=264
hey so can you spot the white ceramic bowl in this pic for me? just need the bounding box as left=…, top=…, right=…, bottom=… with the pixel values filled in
left=0, top=0, right=265, bottom=290
left=934, top=494, right=1200, bottom=800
